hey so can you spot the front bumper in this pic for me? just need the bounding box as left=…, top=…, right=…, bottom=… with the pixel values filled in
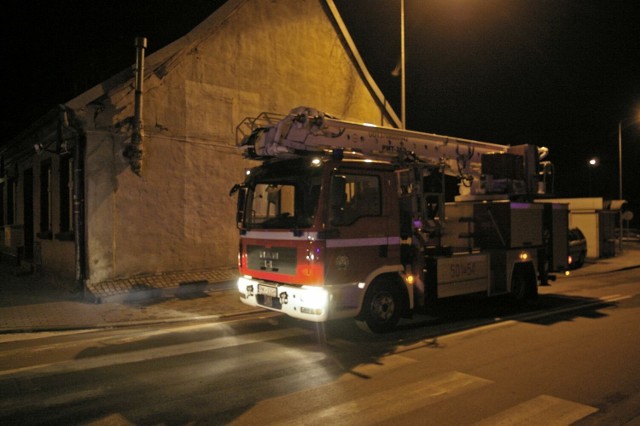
left=237, top=276, right=331, bottom=322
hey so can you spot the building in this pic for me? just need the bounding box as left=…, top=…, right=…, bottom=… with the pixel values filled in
left=538, top=197, right=622, bottom=259
left=0, top=0, right=400, bottom=291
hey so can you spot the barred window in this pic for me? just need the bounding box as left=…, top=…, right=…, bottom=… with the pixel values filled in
left=59, top=155, right=73, bottom=233
left=39, top=160, right=52, bottom=235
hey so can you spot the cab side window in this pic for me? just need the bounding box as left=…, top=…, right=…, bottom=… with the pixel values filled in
left=330, top=174, right=381, bottom=226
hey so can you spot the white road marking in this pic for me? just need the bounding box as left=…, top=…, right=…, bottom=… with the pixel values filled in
left=273, top=371, right=492, bottom=425
left=0, top=327, right=309, bottom=379
left=394, top=293, right=632, bottom=355
left=474, top=394, right=598, bottom=425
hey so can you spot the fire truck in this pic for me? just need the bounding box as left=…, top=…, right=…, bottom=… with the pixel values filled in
left=231, top=107, right=566, bottom=332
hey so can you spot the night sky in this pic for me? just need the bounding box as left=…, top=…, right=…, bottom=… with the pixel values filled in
left=2, top=1, right=639, bottom=224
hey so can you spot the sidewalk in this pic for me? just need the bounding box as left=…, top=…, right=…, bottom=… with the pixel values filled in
left=1, top=242, right=639, bottom=334
left=0, top=264, right=261, bottom=334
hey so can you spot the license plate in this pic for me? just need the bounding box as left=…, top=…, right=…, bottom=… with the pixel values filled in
left=258, top=284, right=277, bottom=298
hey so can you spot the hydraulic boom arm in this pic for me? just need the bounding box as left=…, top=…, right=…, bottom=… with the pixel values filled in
left=237, top=106, right=550, bottom=195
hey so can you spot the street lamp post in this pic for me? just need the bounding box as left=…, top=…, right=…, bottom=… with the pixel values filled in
left=618, top=120, right=623, bottom=254
left=617, top=116, right=638, bottom=253
left=400, top=0, right=406, bottom=129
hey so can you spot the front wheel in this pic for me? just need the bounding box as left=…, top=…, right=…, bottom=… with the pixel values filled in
left=357, top=281, right=401, bottom=333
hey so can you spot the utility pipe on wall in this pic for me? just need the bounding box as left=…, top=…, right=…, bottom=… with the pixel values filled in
left=125, top=36, right=147, bottom=176
left=56, top=106, right=86, bottom=292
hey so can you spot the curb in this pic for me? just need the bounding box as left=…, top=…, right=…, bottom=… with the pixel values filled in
left=560, top=263, right=640, bottom=280
left=0, top=306, right=266, bottom=335
left=83, top=267, right=239, bottom=304
left=88, top=279, right=238, bottom=304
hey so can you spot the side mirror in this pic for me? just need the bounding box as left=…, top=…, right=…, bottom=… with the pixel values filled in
left=229, top=183, right=242, bottom=196
left=230, top=185, right=247, bottom=227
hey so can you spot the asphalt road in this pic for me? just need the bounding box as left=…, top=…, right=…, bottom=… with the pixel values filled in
left=1, top=268, right=639, bottom=425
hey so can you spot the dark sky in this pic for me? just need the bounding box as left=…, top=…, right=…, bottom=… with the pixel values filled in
left=334, top=0, right=640, bottom=215
left=0, top=0, right=227, bottom=138
left=2, top=0, right=640, bottom=220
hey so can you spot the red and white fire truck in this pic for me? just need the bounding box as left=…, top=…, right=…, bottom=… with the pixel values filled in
left=231, top=107, right=567, bottom=332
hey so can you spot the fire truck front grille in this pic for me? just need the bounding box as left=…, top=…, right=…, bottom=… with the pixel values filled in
left=247, top=245, right=297, bottom=275
left=256, top=294, right=283, bottom=309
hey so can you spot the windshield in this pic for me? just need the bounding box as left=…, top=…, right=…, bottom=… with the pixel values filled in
left=244, top=161, right=322, bottom=229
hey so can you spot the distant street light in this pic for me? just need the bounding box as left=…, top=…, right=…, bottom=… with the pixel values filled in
left=587, top=157, right=599, bottom=196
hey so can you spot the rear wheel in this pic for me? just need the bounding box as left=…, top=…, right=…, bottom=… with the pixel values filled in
left=511, top=272, right=528, bottom=302
left=357, top=281, right=401, bottom=333
left=511, top=265, right=538, bottom=304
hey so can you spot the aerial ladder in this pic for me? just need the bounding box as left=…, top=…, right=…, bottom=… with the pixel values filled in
left=237, top=106, right=550, bottom=199
left=236, top=106, right=552, bottom=244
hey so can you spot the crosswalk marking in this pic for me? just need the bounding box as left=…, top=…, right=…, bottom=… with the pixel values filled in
left=474, top=394, right=598, bottom=425
left=84, top=413, right=135, bottom=426
left=0, top=319, right=605, bottom=425
left=232, top=360, right=600, bottom=426
left=272, top=371, right=493, bottom=425
left=0, top=327, right=309, bottom=380
left=338, top=354, right=418, bottom=382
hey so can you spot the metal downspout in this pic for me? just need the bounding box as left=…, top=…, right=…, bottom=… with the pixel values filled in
left=124, top=36, right=147, bottom=176
left=73, top=129, right=86, bottom=292
left=60, top=107, right=87, bottom=293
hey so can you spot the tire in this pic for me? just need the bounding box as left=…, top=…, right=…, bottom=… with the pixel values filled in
left=511, top=266, right=538, bottom=304
left=511, top=272, right=528, bottom=302
left=357, top=281, right=401, bottom=333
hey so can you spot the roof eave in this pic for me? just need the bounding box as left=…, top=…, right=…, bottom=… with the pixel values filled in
left=322, top=0, right=402, bottom=128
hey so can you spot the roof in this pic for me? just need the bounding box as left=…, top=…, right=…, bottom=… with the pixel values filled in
left=2, top=0, right=401, bottom=163
left=66, top=0, right=401, bottom=126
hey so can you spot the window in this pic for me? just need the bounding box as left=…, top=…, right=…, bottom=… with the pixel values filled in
left=39, top=160, right=52, bottom=238
left=7, top=179, right=15, bottom=225
left=243, top=158, right=322, bottom=230
left=330, top=174, right=381, bottom=226
left=248, top=184, right=298, bottom=228
left=58, top=155, right=73, bottom=236
left=0, top=182, right=4, bottom=226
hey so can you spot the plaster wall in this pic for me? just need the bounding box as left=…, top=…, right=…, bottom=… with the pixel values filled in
left=83, top=0, right=389, bottom=283
left=39, top=240, right=75, bottom=279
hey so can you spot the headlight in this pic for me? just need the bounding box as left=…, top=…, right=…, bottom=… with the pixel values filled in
left=301, top=286, right=329, bottom=310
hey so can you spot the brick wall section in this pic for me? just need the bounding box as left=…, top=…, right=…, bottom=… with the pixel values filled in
left=85, top=266, right=238, bottom=301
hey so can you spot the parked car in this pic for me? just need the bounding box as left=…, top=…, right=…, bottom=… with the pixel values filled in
left=568, top=227, right=587, bottom=269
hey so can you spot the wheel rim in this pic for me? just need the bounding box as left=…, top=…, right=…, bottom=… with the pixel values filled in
left=370, top=291, right=395, bottom=322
